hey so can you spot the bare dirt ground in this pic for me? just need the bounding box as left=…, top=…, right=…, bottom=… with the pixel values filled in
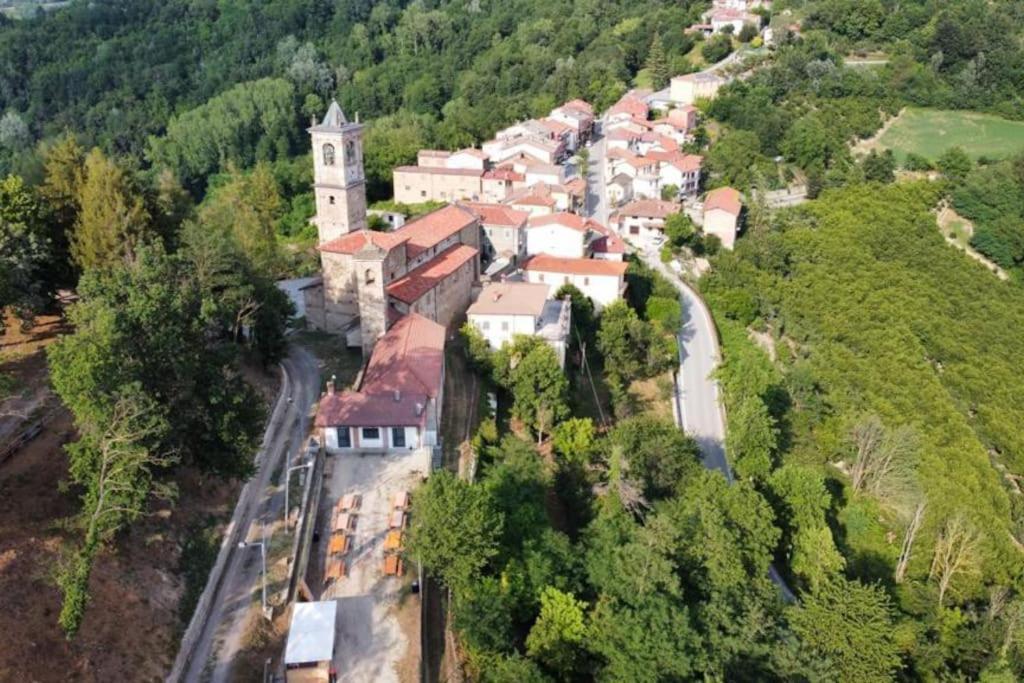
left=309, top=452, right=429, bottom=683
left=0, top=318, right=276, bottom=683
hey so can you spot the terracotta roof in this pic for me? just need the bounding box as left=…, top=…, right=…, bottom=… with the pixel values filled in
left=462, top=202, right=529, bottom=227
left=360, top=313, right=445, bottom=397
left=608, top=128, right=642, bottom=141
left=619, top=198, right=681, bottom=219
left=398, top=204, right=479, bottom=258
left=319, top=230, right=408, bottom=255
left=538, top=118, right=573, bottom=136
left=705, top=187, right=742, bottom=216
left=467, top=282, right=550, bottom=317
left=482, top=168, right=525, bottom=182
left=528, top=212, right=589, bottom=232
left=523, top=254, right=629, bottom=277
left=608, top=95, right=649, bottom=119
left=386, top=244, right=478, bottom=304
left=670, top=154, right=704, bottom=172
left=315, top=313, right=445, bottom=428
left=560, top=99, right=594, bottom=114
left=564, top=177, right=587, bottom=195
left=393, top=165, right=483, bottom=177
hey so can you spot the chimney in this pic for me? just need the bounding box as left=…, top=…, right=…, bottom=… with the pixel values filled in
left=393, top=389, right=401, bottom=402
left=327, top=374, right=337, bottom=396
left=415, top=402, right=424, bottom=416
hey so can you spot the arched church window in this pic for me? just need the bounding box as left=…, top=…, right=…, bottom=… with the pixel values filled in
left=345, top=140, right=356, bottom=165
left=364, top=268, right=375, bottom=285
left=322, top=143, right=336, bottom=166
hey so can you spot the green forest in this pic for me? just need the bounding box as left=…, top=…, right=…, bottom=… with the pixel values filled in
left=2, top=0, right=1024, bottom=678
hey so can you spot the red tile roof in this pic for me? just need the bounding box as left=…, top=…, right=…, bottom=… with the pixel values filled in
left=482, top=168, right=525, bottom=182
left=619, top=199, right=681, bottom=219
left=360, top=313, right=445, bottom=397
left=608, top=94, right=649, bottom=120
left=523, top=254, right=629, bottom=277
left=319, top=230, right=409, bottom=255
left=588, top=221, right=626, bottom=254
left=705, top=187, right=742, bottom=216
left=386, top=244, right=479, bottom=304
left=563, top=178, right=587, bottom=195
left=462, top=202, right=529, bottom=227
left=399, top=204, right=479, bottom=258
left=527, top=212, right=595, bottom=233
left=560, top=99, right=594, bottom=114
left=315, top=313, right=445, bottom=428
left=671, top=154, right=704, bottom=172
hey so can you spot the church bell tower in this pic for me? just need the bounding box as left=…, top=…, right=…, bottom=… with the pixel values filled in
left=309, top=101, right=368, bottom=243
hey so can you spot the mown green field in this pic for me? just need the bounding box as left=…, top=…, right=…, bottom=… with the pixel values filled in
left=876, top=108, right=1024, bottom=161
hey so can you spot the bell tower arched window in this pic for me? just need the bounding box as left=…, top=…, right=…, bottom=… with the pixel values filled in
left=345, top=140, right=356, bottom=165
left=364, top=268, right=375, bottom=285
left=322, top=143, right=336, bottom=166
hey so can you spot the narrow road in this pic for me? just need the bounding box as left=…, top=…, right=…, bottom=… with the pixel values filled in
left=177, top=344, right=321, bottom=682
left=584, top=119, right=610, bottom=226
left=582, top=127, right=796, bottom=603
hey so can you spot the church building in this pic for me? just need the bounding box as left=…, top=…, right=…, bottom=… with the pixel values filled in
left=302, top=102, right=481, bottom=356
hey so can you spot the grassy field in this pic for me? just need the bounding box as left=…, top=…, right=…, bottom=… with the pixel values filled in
left=874, top=108, right=1024, bottom=161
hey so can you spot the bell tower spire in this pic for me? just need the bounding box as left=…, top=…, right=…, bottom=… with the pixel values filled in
left=309, top=101, right=368, bottom=243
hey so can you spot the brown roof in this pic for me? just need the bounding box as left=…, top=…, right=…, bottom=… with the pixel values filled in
left=528, top=212, right=589, bottom=232
left=319, top=230, right=408, bottom=255
left=467, top=282, right=550, bottom=317
left=399, top=204, right=479, bottom=258
left=315, top=313, right=445, bottom=428
left=559, top=99, right=595, bottom=114
left=386, top=244, right=479, bottom=304
left=588, top=222, right=626, bottom=254
left=619, top=198, right=681, bottom=219
left=393, top=165, right=483, bottom=177
left=705, top=187, right=742, bottom=216
left=523, top=254, right=629, bottom=277
left=482, top=168, right=525, bottom=182
left=608, top=95, right=649, bottom=119
left=462, top=202, right=529, bottom=227
left=670, top=154, right=704, bottom=172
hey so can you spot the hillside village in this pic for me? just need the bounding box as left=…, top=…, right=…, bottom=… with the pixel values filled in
left=5, top=0, right=1024, bottom=680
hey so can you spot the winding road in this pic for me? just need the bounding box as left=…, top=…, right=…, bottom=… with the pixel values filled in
left=585, top=116, right=795, bottom=603
left=172, top=344, right=321, bottom=683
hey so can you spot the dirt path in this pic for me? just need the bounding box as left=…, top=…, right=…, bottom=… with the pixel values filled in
left=852, top=107, right=905, bottom=157
left=936, top=205, right=1009, bottom=280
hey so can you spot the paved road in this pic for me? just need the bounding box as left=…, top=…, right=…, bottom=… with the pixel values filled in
left=180, top=345, right=321, bottom=682
left=584, top=120, right=610, bottom=226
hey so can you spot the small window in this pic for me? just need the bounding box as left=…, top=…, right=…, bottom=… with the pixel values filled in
left=322, top=143, right=336, bottom=166
left=392, top=427, right=406, bottom=448
left=329, top=195, right=335, bottom=205
left=482, top=321, right=490, bottom=330
left=421, top=191, right=427, bottom=198
left=501, top=321, right=509, bottom=332
left=505, top=229, right=511, bottom=238
left=538, top=274, right=545, bottom=283
left=564, top=276, right=570, bottom=285
left=362, top=427, right=380, bottom=440
left=338, top=428, right=351, bottom=448
left=364, top=268, right=375, bottom=285
left=583, top=277, right=590, bottom=286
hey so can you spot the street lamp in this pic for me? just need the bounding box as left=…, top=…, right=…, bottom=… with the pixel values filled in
left=284, top=461, right=314, bottom=529
left=238, top=532, right=269, bottom=620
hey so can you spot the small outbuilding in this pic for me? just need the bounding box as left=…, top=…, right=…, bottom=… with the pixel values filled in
left=285, top=600, right=337, bottom=682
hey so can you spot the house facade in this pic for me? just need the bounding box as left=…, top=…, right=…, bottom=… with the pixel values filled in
left=522, top=254, right=628, bottom=310
left=615, top=199, right=682, bottom=249
left=703, top=186, right=742, bottom=250
left=466, top=282, right=571, bottom=368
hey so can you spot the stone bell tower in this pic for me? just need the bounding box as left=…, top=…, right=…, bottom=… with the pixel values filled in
left=309, top=101, right=368, bottom=243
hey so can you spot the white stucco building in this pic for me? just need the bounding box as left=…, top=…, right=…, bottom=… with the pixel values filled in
left=467, top=282, right=571, bottom=368
left=522, top=254, right=629, bottom=311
